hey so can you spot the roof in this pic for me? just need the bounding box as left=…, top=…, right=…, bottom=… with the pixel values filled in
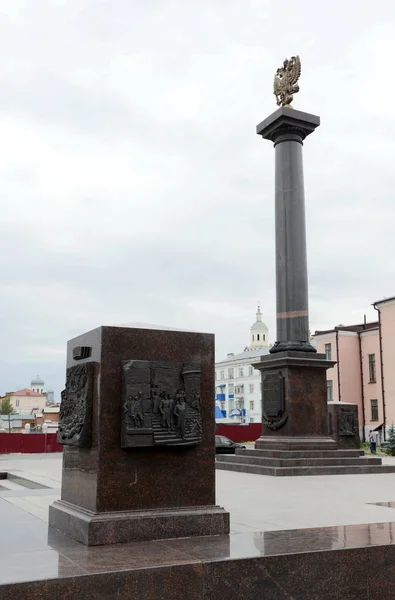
left=31, top=376, right=44, bottom=385
left=250, top=320, right=268, bottom=330
left=3, top=389, right=46, bottom=398
left=216, top=347, right=271, bottom=365
left=314, top=322, right=379, bottom=336
left=373, top=296, right=395, bottom=307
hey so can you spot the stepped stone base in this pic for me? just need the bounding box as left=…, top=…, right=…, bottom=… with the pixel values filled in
left=216, top=447, right=395, bottom=477
left=49, top=500, right=229, bottom=546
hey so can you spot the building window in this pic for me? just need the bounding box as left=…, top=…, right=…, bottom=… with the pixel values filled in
left=250, top=417, right=255, bottom=423
left=238, top=367, right=244, bottom=377
left=249, top=384, right=254, bottom=394
left=327, top=380, right=333, bottom=402
left=16, top=399, right=20, bottom=407
left=368, top=354, right=376, bottom=383
left=371, top=399, right=379, bottom=421
left=235, top=385, right=244, bottom=394
left=228, top=383, right=234, bottom=396
left=257, top=334, right=260, bottom=341
left=220, top=370, right=225, bottom=379
left=250, top=401, right=254, bottom=410
left=263, top=334, right=265, bottom=341
left=252, top=335, right=254, bottom=341
left=325, top=343, right=332, bottom=361
left=249, top=366, right=254, bottom=376
left=228, top=368, right=234, bottom=379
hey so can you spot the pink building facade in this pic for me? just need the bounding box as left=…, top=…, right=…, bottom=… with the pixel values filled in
left=314, top=297, right=395, bottom=442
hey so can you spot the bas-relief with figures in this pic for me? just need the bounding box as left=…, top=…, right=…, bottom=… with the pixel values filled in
left=121, top=360, right=202, bottom=448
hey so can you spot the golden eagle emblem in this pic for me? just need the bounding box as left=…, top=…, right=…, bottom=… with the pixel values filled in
left=273, top=55, right=301, bottom=107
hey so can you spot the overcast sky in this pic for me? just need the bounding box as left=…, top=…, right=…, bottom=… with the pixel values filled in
left=0, top=0, right=394, bottom=398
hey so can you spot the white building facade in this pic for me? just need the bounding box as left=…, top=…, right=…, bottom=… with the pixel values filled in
left=215, top=306, right=270, bottom=423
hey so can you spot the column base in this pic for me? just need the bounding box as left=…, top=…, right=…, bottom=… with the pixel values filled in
left=270, top=341, right=317, bottom=354
left=49, top=500, right=230, bottom=546
left=255, top=436, right=338, bottom=451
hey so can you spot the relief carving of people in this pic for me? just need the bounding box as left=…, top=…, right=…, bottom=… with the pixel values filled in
left=125, top=392, right=145, bottom=429
left=159, top=392, right=174, bottom=431
left=173, top=393, right=187, bottom=439
left=151, top=384, right=160, bottom=414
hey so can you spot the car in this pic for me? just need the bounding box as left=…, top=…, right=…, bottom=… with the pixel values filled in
left=215, top=435, right=246, bottom=454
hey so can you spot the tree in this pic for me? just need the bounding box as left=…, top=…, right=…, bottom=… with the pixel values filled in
left=385, top=424, right=395, bottom=457
left=0, top=397, right=15, bottom=415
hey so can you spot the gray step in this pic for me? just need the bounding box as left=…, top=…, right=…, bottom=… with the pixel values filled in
left=216, top=461, right=395, bottom=477
left=237, top=448, right=365, bottom=459
left=216, top=455, right=382, bottom=467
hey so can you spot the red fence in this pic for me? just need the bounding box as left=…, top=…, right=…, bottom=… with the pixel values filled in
left=216, top=423, right=261, bottom=443
left=0, top=433, right=63, bottom=454
left=0, top=428, right=260, bottom=453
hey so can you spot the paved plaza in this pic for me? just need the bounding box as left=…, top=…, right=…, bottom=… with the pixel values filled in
left=2, top=453, right=395, bottom=533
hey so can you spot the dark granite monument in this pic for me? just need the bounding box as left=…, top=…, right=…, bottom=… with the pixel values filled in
left=216, top=56, right=395, bottom=476
left=49, top=325, right=229, bottom=545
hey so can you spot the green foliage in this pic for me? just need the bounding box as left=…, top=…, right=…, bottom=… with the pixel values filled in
left=0, top=397, right=15, bottom=415
left=385, top=424, right=395, bottom=456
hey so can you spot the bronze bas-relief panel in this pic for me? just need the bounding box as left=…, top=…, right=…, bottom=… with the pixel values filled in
left=338, top=408, right=358, bottom=437
left=262, top=370, right=288, bottom=431
left=57, top=363, right=94, bottom=447
left=121, top=360, right=202, bottom=448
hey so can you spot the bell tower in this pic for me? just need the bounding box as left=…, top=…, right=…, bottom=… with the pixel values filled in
left=250, top=304, right=269, bottom=349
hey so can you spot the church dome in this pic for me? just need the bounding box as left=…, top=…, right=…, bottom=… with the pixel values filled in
left=31, top=375, right=44, bottom=386
left=251, top=319, right=268, bottom=330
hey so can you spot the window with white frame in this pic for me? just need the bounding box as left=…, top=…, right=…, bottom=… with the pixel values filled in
left=369, top=354, right=376, bottom=383
left=325, top=343, right=332, bottom=361
left=238, top=367, right=244, bottom=377
left=249, top=384, right=254, bottom=394
left=327, top=380, right=333, bottom=401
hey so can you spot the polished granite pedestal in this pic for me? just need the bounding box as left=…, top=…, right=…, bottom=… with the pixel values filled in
left=50, top=325, right=229, bottom=545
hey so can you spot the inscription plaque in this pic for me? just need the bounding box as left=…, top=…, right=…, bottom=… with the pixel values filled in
left=262, top=370, right=287, bottom=430
left=121, top=360, right=202, bottom=449
left=262, top=371, right=284, bottom=418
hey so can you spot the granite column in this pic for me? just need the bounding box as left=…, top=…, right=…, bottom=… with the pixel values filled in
left=256, top=107, right=319, bottom=353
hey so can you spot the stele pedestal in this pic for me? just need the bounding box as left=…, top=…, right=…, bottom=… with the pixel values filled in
left=49, top=325, right=229, bottom=545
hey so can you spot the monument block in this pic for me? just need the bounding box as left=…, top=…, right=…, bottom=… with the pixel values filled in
left=49, top=325, right=229, bottom=545
left=328, top=402, right=360, bottom=449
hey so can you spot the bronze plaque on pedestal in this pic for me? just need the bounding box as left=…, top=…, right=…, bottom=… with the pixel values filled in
left=121, top=360, right=202, bottom=449
left=262, top=371, right=285, bottom=418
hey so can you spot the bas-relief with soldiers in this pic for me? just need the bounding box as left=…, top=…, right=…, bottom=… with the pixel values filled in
left=121, top=360, right=202, bottom=448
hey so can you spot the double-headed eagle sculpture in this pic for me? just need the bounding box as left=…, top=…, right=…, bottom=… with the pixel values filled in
left=273, top=55, right=301, bottom=107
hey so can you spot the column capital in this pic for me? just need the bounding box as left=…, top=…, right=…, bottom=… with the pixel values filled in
left=256, top=107, right=320, bottom=143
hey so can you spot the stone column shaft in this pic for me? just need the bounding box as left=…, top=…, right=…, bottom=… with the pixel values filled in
left=274, top=132, right=309, bottom=343
left=256, top=107, right=320, bottom=353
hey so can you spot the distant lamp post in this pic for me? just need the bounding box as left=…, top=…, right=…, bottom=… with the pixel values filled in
left=42, top=422, right=49, bottom=453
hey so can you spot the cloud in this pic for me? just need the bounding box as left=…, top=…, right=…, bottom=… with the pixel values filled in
left=0, top=0, right=394, bottom=397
